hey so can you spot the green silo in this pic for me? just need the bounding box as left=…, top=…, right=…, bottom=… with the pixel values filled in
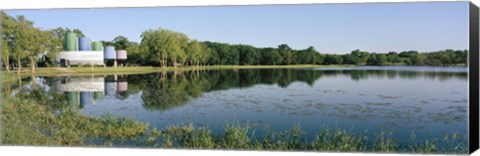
left=64, top=32, right=78, bottom=51
left=92, top=42, right=103, bottom=51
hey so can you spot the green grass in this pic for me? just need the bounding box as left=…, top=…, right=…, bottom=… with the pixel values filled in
left=1, top=71, right=17, bottom=83
left=2, top=93, right=148, bottom=146
left=11, top=64, right=356, bottom=76
left=143, top=122, right=467, bottom=153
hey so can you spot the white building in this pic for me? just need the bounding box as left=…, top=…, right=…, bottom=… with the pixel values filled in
left=55, top=51, right=105, bottom=66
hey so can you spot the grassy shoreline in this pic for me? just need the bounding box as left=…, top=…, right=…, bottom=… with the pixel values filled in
left=4, top=63, right=466, bottom=76
left=6, top=64, right=356, bottom=76
left=1, top=92, right=468, bottom=153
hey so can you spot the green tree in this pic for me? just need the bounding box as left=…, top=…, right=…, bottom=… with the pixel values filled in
left=408, top=52, right=425, bottom=66
left=72, top=28, right=85, bottom=37
left=377, top=54, right=388, bottom=66
left=278, top=44, right=293, bottom=65
left=12, top=15, right=35, bottom=74
left=303, top=46, right=318, bottom=64
left=238, top=45, right=260, bottom=65
left=125, top=42, right=144, bottom=66
left=27, top=26, right=59, bottom=73
left=1, top=11, right=15, bottom=71
left=112, top=35, right=131, bottom=50
left=386, top=52, right=400, bottom=64
left=175, top=32, right=189, bottom=67
left=187, top=40, right=203, bottom=67
left=324, top=54, right=343, bottom=65
left=198, top=45, right=211, bottom=66
left=140, top=29, right=167, bottom=68
left=42, top=30, right=63, bottom=67
left=140, top=28, right=189, bottom=69
left=260, top=48, right=282, bottom=65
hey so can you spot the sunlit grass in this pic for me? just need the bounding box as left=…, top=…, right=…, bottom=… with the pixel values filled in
left=12, top=64, right=356, bottom=76
left=1, top=71, right=17, bottom=83
left=2, top=93, right=148, bottom=146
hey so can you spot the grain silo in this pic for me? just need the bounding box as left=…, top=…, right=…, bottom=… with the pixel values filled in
left=104, top=46, right=116, bottom=59
left=64, top=32, right=77, bottom=51
left=116, top=50, right=127, bottom=60
left=78, top=37, right=91, bottom=51
left=92, top=41, right=103, bottom=51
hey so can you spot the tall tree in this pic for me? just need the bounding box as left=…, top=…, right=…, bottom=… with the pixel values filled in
left=125, top=42, right=143, bottom=66
left=112, top=35, right=130, bottom=50
left=140, top=28, right=189, bottom=69
left=26, top=25, right=58, bottom=73
left=278, top=44, right=293, bottom=65
left=1, top=11, right=15, bottom=71
left=72, top=28, right=85, bottom=37
left=386, top=51, right=400, bottom=64
left=174, top=32, right=189, bottom=68
left=12, top=15, right=34, bottom=74
left=187, top=40, right=203, bottom=67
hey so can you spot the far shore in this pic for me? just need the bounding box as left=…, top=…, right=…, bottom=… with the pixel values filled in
left=1, top=63, right=467, bottom=77
left=3, top=64, right=358, bottom=76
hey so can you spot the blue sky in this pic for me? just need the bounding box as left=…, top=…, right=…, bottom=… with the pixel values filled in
left=5, top=2, right=469, bottom=54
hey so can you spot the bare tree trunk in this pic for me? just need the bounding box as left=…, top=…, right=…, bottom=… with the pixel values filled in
left=160, top=59, right=165, bottom=70
left=3, top=58, right=10, bottom=72
left=17, top=57, right=21, bottom=75
left=173, top=60, right=177, bottom=70
left=30, top=56, right=35, bottom=73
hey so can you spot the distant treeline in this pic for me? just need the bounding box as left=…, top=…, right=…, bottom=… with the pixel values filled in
left=1, top=11, right=468, bottom=74
left=103, top=29, right=469, bottom=67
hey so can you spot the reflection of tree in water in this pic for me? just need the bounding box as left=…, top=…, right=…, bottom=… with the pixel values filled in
left=141, top=72, right=192, bottom=111
left=132, top=69, right=324, bottom=111
left=27, top=68, right=467, bottom=114
left=317, top=70, right=467, bottom=81
left=119, top=69, right=468, bottom=112
left=10, top=77, right=72, bottom=111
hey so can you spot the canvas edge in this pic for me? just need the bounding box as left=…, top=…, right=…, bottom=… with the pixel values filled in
left=469, top=1, right=480, bottom=154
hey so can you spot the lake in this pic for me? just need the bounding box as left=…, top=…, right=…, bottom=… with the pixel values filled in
left=13, top=66, right=469, bottom=149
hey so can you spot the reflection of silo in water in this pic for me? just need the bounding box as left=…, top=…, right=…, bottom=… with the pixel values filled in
left=117, top=81, right=128, bottom=92
left=105, top=82, right=117, bottom=96
left=93, top=91, right=105, bottom=100
left=80, top=92, right=92, bottom=107
left=65, top=92, right=80, bottom=108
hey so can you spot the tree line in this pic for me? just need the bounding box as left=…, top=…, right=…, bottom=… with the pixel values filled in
left=1, top=11, right=469, bottom=74
left=112, top=30, right=468, bottom=67
left=105, top=28, right=468, bottom=67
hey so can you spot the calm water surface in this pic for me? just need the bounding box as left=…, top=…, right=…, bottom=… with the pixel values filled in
left=19, top=66, right=469, bottom=147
